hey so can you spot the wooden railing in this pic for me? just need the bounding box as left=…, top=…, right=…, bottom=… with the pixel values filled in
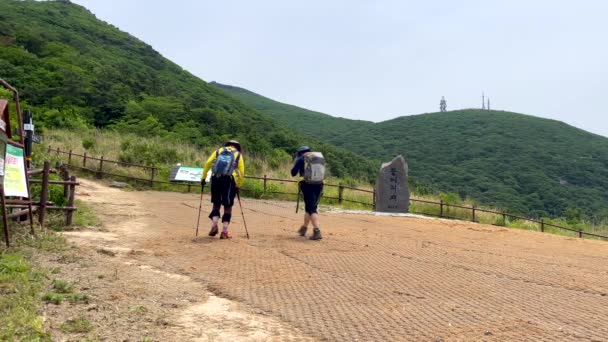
left=46, top=146, right=608, bottom=241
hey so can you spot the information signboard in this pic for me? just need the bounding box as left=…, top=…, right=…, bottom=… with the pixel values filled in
left=4, top=145, right=29, bottom=198
left=169, top=165, right=207, bottom=182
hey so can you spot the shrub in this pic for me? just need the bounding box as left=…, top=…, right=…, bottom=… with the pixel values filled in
left=82, top=137, right=95, bottom=151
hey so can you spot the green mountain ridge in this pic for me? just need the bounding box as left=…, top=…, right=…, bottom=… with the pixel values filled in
left=0, top=0, right=377, bottom=180
left=213, top=82, right=608, bottom=220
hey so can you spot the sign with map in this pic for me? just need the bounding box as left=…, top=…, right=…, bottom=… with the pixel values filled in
left=169, top=165, right=206, bottom=182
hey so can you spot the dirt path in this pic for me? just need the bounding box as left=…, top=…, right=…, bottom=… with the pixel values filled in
left=59, top=179, right=608, bottom=341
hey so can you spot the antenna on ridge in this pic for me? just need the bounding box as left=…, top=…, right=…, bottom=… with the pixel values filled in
left=482, top=92, right=486, bottom=110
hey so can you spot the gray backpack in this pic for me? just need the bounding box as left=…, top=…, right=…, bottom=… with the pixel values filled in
left=303, top=152, right=325, bottom=184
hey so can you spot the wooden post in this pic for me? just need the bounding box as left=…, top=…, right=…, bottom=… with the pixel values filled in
left=66, top=176, right=76, bottom=226
left=150, top=168, right=156, bottom=186
left=263, top=175, right=267, bottom=193
left=97, top=156, right=104, bottom=179
left=1, top=188, right=10, bottom=247
left=439, top=200, right=444, bottom=217
left=62, top=168, right=70, bottom=199
left=472, top=205, right=476, bottom=222
left=338, top=185, right=344, bottom=204
left=38, top=161, right=50, bottom=228
left=372, top=189, right=376, bottom=209
left=502, top=213, right=506, bottom=223
left=68, top=149, right=72, bottom=165
left=187, top=184, right=191, bottom=193
left=47, top=145, right=51, bottom=154
left=540, top=219, right=544, bottom=232
left=56, top=147, right=59, bottom=156
left=83, top=152, right=87, bottom=167
left=578, top=229, right=583, bottom=238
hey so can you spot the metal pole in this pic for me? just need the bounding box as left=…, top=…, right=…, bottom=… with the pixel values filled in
left=236, top=192, right=250, bottom=239
left=23, top=109, right=33, bottom=169
left=1, top=187, right=10, bottom=247
left=195, top=184, right=204, bottom=237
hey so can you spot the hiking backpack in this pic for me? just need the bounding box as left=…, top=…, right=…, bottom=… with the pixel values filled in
left=211, top=147, right=240, bottom=177
left=303, top=152, right=325, bottom=184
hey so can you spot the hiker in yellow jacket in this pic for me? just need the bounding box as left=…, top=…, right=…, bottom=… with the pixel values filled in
left=201, top=140, right=245, bottom=239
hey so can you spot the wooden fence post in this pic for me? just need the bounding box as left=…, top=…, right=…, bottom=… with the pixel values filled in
left=38, top=161, right=50, bottom=228
left=372, top=189, right=376, bottom=209
left=540, top=219, right=544, bottom=232
left=150, top=168, right=156, bottom=186
left=97, top=156, right=104, bottom=179
left=338, top=185, right=344, bottom=204
left=83, top=152, right=87, bottom=167
left=56, top=147, right=60, bottom=156
left=47, top=145, right=51, bottom=154
left=263, top=175, right=267, bottom=193
left=66, top=176, right=76, bottom=226
left=62, top=168, right=70, bottom=199
left=68, top=149, right=72, bottom=165
left=472, top=205, right=476, bottom=222
left=502, top=213, right=507, bottom=223
left=439, top=200, right=444, bottom=217
left=578, top=229, right=583, bottom=238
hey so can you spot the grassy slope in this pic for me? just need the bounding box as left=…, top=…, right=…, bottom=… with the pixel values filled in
left=0, top=0, right=377, bottom=181
left=214, top=83, right=608, bottom=219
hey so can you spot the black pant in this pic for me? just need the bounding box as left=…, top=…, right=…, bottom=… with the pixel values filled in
left=300, top=182, right=323, bottom=215
left=209, top=176, right=237, bottom=222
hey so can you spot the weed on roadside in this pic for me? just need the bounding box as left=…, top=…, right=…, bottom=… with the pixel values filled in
left=0, top=253, right=51, bottom=340
left=60, top=317, right=93, bottom=334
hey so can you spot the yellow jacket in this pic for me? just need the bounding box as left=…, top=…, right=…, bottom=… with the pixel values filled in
left=202, top=146, right=245, bottom=188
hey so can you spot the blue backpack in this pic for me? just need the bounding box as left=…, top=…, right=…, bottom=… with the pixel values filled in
left=211, top=147, right=240, bottom=177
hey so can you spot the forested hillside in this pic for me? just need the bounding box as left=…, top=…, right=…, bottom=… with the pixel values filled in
left=215, top=83, right=608, bottom=220
left=0, top=0, right=377, bottom=180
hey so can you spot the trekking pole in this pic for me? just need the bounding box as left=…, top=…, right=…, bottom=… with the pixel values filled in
left=236, top=192, right=250, bottom=239
left=195, top=183, right=205, bottom=237
left=296, top=183, right=301, bottom=214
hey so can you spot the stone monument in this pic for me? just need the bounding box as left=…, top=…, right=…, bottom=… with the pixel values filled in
left=375, top=155, right=410, bottom=213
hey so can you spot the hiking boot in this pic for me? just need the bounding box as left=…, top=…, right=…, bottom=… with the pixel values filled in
left=220, top=231, right=232, bottom=239
left=208, top=225, right=219, bottom=237
left=309, top=228, right=322, bottom=240
left=298, top=225, right=308, bottom=237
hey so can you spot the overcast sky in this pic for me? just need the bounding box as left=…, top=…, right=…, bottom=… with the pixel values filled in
left=72, top=0, right=608, bottom=137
